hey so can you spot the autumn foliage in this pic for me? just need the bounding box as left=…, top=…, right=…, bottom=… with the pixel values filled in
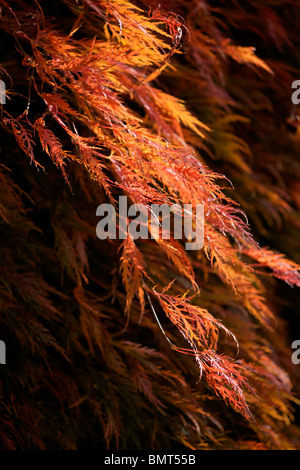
left=0, top=0, right=300, bottom=450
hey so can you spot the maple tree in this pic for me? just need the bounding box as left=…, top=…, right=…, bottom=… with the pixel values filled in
left=0, top=0, right=300, bottom=450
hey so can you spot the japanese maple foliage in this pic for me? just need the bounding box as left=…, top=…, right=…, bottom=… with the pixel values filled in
left=0, top=0, right=300, bottom=450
